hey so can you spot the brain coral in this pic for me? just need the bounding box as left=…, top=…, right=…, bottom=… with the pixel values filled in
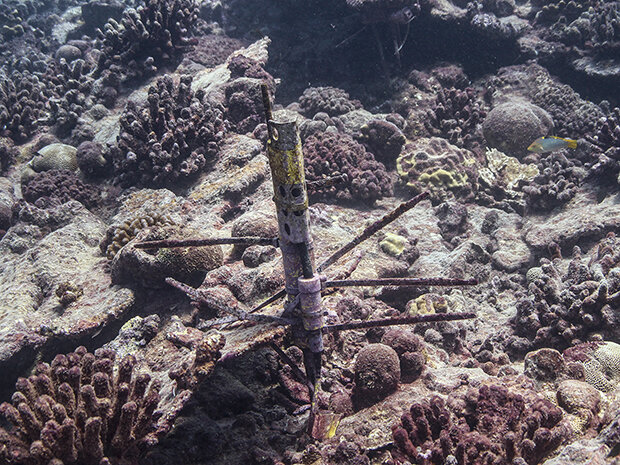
left=303, top=131, right=393, bottom=204
left=396, top=137, right=478, bottom=204
left=583, top=342, right=620, bottom=392
left=482, top=100, right=553, bottom=157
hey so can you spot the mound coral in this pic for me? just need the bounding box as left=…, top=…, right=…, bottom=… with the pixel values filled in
left=482, top=100, right=553, bottom=157
left=357, top=119, right=406, bottom=164
left=102, top=212, right=175, bottom=260
left=0, top=137, right=18, bottom=173
left=95, top=0, right=199, bottom=83
left=396, top=137, right=478, bottom=204
left=392, top=384, right=571, bottom=465
left=425, top=87, right=486, bottom=150
left=298, top=86, right=362, bottom=117
left=303, top=131, right=393, bottom=204
left=0, top=346, right=168, bottom=464
left=111, top=74, right=226, bottom=187
left=582, top=341, right=620, bottom=392
left=353, top=343, right=400, bottom=408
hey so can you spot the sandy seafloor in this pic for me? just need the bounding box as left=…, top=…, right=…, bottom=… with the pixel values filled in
left=0, top=0, right=620, bottom=464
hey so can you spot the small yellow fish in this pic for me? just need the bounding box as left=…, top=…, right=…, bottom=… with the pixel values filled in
left=527, top=136, right=578, bottom=153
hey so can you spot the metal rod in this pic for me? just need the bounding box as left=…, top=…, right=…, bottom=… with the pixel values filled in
left=307, top=174, right=348, bottom=193
left=261, top=82, right=274, bottom=140
left=317, top=191, right=430, bottom=272
left=324, top=277, right=478, bottom=288
left=165, top=278, right=293, bottom=325
left=249, top=192, right=430, bottom=314
left=135, top=236, right=278, bottom=249
left=270, top=342, right=313, bottom=392
left=323, top=312, right=476, bottom=332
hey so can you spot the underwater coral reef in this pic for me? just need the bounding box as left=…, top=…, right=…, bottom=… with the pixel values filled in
left=0, top=0, right=619, bottom=464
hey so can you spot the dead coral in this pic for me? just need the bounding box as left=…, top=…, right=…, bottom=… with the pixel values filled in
left=0, top=346, right=169, bottom=464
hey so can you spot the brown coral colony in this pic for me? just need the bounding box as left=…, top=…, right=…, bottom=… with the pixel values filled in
left=0, top=346, right=163, bottom=465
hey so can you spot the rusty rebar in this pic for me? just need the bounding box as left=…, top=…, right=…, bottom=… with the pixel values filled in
left=323, top=312, right=476, bottom=332
left=135, top=236, right=278, bottom=249
left=250, top=192, right=430, bottom=314
left=307, top=174, right=348, bottom=194
left=166, top=278, right=292, bottom=325
left=324, top=277, right=478, bottom=288
left=261, top=82, right=274, bottom=140
left=316, top=191, right=430, bottom=272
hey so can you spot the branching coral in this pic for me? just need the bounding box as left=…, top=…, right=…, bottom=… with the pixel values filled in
left=0, top=69, right=52, bottom=142
left=510, top=233, right=620, bottom=354
left=521, top=151, right=585, bottom=212
left=95, top=0, right=199, bottom=83
left=392, top=384, right=571, bottom=465
left=0, top=346, right=168, bottom=464
left=303, top=131, right=393, bottom=204
left=425, top=87, right=486, bottom=150
left=111, top=74, right=226, bottom=187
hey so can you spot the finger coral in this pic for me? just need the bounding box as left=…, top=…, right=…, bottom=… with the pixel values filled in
left=392, top=384, right=572, bottom=465
left=0, top=346, right=166, bottom=464
left=111, top=74, right=226, bottom=187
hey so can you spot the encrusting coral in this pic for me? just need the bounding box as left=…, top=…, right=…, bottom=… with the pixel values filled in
left=0, top=346, right=167, bottom=464
left=396, top=137, right=478, bottom=205
left=111, top=74, right=226, bottom=187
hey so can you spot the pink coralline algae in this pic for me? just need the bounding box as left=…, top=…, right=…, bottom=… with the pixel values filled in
left=0, top=346, right=171, bottom=465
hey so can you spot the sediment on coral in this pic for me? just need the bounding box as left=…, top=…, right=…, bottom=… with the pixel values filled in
left=110, top=74, right=226, bottom=187
left=0, top=346, right=167, bottom=464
